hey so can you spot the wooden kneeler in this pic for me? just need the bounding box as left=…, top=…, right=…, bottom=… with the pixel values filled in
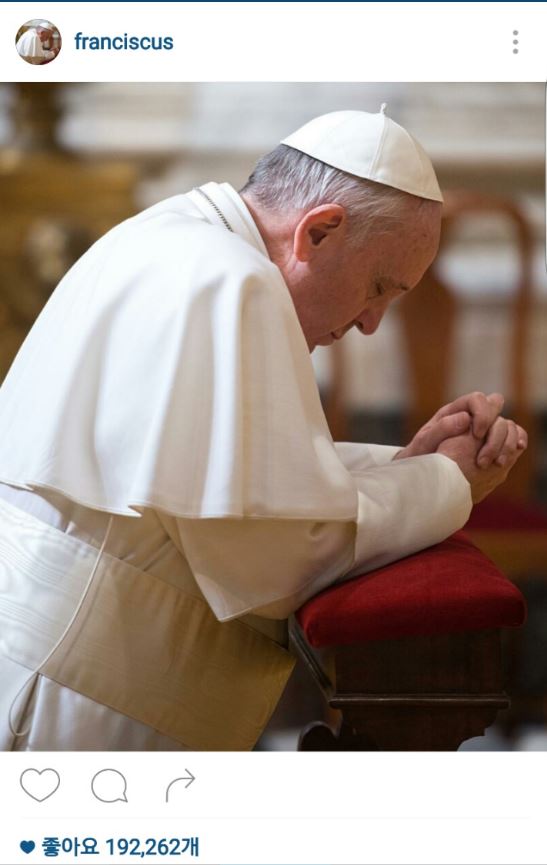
left=294, top=533, right=526, bottom=751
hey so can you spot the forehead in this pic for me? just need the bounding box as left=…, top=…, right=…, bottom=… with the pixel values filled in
left=376, top=214, right=440, bottom=287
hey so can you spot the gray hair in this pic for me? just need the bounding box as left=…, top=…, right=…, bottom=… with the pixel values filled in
left=240, top=144, right=439, bottom=246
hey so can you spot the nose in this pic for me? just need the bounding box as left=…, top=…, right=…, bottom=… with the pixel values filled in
left=356, top=308, right=385, bottom=335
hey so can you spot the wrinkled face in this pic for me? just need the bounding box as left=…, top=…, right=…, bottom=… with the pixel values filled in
left=288, top=207, right=441, bottom=351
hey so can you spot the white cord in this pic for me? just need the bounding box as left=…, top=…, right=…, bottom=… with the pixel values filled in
left=8, top=513, right=114, bottom=739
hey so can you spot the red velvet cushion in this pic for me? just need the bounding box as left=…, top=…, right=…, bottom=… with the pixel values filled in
left=296, top=532, right=526, bottom=648
left=466, top=495, right=547, bottom=532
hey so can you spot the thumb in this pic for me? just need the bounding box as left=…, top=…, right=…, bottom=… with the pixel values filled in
left=487, top=392, right=505, bottom=408
left=419, top=411, right=471, bottom=454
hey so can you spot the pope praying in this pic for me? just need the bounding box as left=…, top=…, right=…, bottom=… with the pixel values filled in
left=0, top=108, right=527, bottom=751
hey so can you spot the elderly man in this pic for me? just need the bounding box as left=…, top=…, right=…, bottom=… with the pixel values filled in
left=0, top=109, right=526, bottom=750
left=16, top=26, right=57, bottom=65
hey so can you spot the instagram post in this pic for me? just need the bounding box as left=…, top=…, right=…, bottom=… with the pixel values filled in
left=0, top=3, right=546, bottom=864
left=1, top=79, right=545, bottom=753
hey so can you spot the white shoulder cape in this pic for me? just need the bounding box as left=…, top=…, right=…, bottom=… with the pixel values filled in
left=0, top=183, right=358, bottom=521
left=16, top=30, right=44, bottom=58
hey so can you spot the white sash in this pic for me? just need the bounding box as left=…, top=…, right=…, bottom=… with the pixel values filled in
left=0, top=499, right=295, bottom=750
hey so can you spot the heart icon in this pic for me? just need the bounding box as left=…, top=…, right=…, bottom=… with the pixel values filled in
left=20, top=768, right=60, bottom=802
left=20, top=840, right=35, bottom=854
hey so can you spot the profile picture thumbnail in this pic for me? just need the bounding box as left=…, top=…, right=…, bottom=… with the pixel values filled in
left=15, top=19, right=61, bottom=66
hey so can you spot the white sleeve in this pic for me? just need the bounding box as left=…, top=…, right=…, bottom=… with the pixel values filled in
left=334, top=441, right=403, bottom=470
left=158, top=452, right=471, bottom=623
left=349, top=452, right=472, bottom=576
left=160, top=514, right=356, bottom=622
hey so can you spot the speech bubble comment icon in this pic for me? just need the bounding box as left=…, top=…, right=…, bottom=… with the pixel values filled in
left=91, top=769, right=128, bottom=803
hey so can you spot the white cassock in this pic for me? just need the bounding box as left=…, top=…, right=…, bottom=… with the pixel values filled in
left=16, top=30, right=55, bottom=63
left=0, top=182, right=472, bottom=751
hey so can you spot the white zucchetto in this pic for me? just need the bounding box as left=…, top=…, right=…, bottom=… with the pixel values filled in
left=281, top=107, right=443, bottom=203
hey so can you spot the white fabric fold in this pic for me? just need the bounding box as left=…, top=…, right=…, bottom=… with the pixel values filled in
left=172, top=517, right=356, bottom=622
left=334, top=441, right=403, bottom=471
left=0, top=185, right=357, bottom=522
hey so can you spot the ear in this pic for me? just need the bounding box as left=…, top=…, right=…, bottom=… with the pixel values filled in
left=293, top=204, right=347, bottom=262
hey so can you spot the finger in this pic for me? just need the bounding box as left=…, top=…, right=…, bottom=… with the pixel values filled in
left=432, top=392, right=504, bottom=439
left=416, top=412, right=471, bottom=453
left=432, top=394, right=482, bottom=421
left=476, top=416, right=509, bottom=467
left=516, top=425, right=528, bottom=450
left=471, top=392, right=504, bottom=438
left=494, top=420, right=518, bottom=468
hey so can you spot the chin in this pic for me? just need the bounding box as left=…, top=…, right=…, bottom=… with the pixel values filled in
left=314, top=334, right=334, bottom=348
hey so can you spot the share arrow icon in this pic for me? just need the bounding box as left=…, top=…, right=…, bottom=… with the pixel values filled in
left=165, top=769, right=196, bottom=801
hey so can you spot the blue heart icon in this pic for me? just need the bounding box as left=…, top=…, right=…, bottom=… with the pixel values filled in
left=20, top=840, right=35, bottom=854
